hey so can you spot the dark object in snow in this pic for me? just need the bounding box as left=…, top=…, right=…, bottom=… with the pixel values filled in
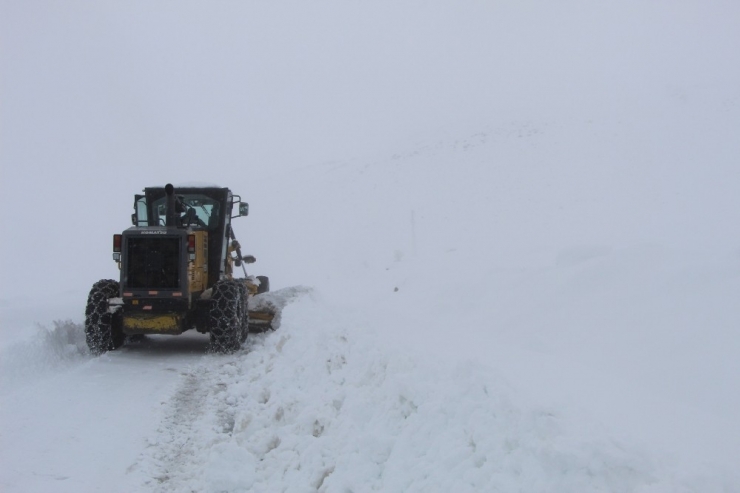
left=84, top=183, right=275, bottom=355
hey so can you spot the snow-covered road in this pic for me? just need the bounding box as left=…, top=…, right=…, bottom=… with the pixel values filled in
left=0, top=326, right=210, bottom=492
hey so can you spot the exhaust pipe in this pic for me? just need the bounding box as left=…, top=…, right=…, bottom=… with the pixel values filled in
left=165, top=183, right=178, bottom=227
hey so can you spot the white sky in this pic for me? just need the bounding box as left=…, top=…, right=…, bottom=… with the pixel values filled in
left=1, top=0, right=739, bottom=299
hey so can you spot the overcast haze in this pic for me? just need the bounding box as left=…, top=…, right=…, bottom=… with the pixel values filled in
left=2, top=0, right=739, bottom=301
left=1, top=1, right=740, bottom=491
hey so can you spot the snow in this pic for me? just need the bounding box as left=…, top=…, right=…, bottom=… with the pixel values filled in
left=171, top=182, right=223, bottom=189
left=2, top=279, right=737, bottom=492
left=133, top=293, right=724, bottom=493
left=2, top=0, right=740, bottom=491
left=0, top=331, right=210, bottom=493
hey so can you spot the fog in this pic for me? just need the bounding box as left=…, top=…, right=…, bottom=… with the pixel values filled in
left=1, top=0, right=739, bottom=301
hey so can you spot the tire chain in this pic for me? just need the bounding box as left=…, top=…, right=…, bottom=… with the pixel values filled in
left=84, top=279, right=123, bottom=354
left=235, top=280, right=249, bottom=343
left=209, top=279, right=248, bottom=353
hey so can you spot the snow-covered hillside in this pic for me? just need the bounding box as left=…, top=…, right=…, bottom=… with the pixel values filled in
left=2, top=0, right=739, bottom=492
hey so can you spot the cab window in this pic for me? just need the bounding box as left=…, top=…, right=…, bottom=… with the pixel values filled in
left=151, top=194, right=221, bottom=230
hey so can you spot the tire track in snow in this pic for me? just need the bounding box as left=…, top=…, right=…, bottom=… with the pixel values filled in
left=140, top=336, right=270, bottom=493
left=135, top=287, right=314, bottom=492
left=149, top=369, right=211, bottom=487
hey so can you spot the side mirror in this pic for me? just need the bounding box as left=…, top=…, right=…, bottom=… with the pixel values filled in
left=131, top=213, right=137, bottom=225
left=239, top=202, right=249, bottom=217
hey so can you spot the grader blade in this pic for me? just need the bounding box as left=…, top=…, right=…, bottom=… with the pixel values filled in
left=248, top=308, right=276, bottom=332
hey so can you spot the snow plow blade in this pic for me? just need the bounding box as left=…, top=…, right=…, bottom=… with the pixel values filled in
left=248, top=309, right=276, bottom=332
left=247, top=286, right=311, bottom=333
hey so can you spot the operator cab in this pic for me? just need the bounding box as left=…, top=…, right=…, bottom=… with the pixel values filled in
left=129, top=185, right=248, bottom=287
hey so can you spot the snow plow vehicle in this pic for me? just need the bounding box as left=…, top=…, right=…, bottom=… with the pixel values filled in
left=84, top=183, right=274, bottom=354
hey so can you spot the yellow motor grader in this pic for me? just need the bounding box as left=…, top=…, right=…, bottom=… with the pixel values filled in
left=84, top=183, right=273, bottom=354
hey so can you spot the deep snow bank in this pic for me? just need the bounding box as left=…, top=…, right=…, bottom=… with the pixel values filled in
left=137, top=289, right=719, bottom=493
left=334, top=242, right=740, bottom=479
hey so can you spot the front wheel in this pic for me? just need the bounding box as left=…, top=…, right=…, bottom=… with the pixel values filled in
left=85, top=279, right=124, bottom=354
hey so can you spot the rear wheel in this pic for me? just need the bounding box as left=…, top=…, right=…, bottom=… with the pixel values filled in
left=85, top=279, right=124, bottom=354
left=209, top=279, right=247, bottom=353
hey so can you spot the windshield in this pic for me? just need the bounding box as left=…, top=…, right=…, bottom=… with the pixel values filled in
left=151, top=194, right=221, bottom=230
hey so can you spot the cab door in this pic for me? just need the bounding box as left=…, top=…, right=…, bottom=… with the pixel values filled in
left=132, top=194, right=148, bottom=226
